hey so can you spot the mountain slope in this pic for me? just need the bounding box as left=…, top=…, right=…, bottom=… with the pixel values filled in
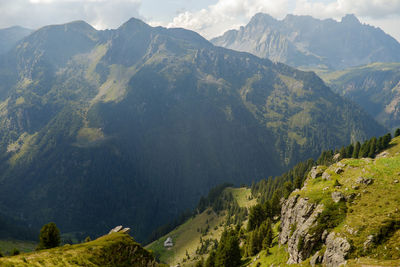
left=318, top=62, right=400, bottom=130
left=0, top=26, right=33, bottom=55
left=0, top=18, right=385, bottom=242
left=276, top=136, right=400, bottom=266
left=212, top=13, right=400, bottom=70
left=0, top=232, right=157, bottom=266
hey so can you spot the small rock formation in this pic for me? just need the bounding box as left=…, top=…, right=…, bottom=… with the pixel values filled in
left=310, top=250, right=323, bottom=267
left=376, top=151, right=389, bottom=158
left=310, top=166, right=324, bottom=179
left=322, top=171, right=331, bottom=180
left=363, top=235, right=375, bottom=251
left=356, top=176, right=373, bottom=185
left=164, top=236, right=174, bottom=248
left=335, top=167, right=344, bottom=174
left=333, top=153, right=341, bottom=162
left=331, top=191, right=345, bottom=203
left=279, top=195, right=324, bottom=264
left=108, top=225, right=130, bottom=235
left=323, top=232, right=351, bottom=267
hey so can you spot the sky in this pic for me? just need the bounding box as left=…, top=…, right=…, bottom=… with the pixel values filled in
left=0, top=0, right=399, bottom=42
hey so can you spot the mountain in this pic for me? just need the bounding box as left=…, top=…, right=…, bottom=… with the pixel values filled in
left=0, top=26, right=33, bottom=55
left=0, top=232, right=158, bottom=266
left=211, top=13, right=400, bottom=70
left=152, top=135, right=400, bottom=266
left=0, top=18, right=385, bottom=242
left=318, top=62, right=400, bottom=131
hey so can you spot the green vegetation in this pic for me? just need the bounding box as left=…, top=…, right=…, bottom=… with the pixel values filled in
left=38, top=222, right=61, bottom=250
left=0, top=233, right=156, bottom=267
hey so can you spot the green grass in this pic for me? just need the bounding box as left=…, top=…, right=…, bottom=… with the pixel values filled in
left=0, top=240, right=36, bottom=254
left=146, top=187, right=256, bottom=266
left=290, top=136, right=400, bottom=264
left=0, top=233, right=156, bottom=267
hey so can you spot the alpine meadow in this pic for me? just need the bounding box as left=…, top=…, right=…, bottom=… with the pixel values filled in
left=0, top=1, right=399, bottom=266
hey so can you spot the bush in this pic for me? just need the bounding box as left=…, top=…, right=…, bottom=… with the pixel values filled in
left=38, top=222, right=61, bottom=250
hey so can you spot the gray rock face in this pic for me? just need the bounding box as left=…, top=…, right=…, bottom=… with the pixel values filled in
left=279, top=195, right=324, bottom=264
left=310, top=251, right=323, bottom=267
left=323, top=232, right=351, bottom=267
left=211, top=13, right=400, bottom=70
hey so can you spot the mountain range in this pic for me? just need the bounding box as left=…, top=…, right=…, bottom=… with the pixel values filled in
left=212, top=13, right=400, bottom=70
left=318, top=62, right=400, bottom=131
left=0, top=18, right=385, bottom=242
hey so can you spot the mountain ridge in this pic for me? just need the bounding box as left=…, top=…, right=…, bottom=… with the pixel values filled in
left=0, top=17, right=385, bottom=242
left=212, top=13, right=400, bottom=70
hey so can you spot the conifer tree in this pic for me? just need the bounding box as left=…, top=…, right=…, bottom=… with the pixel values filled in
left=215, top=229, right=241, bottom=267
left=352, top=142, right=360, bottom=158
left=38, top=222, right=60, bottom=250
left=395, top=128, right=400, bottom=137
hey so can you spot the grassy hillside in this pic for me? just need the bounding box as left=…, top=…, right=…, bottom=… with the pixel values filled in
left=0, top=240, right=36, bottom=255
left=273, top=136, right=400, bottom=265
left=146, top=187, right=255, bottom=266
left=0, top=233, right=157, bottom=267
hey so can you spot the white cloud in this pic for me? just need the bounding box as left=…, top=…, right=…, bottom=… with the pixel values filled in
left=161, top=0, right=400, bottom=41
left=165, top=0, right=289, bottom=38
left=293, top=0, right=400, bottom=19
left=0, top=0, right=142, bottom=30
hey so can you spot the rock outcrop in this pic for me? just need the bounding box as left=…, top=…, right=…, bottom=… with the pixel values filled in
left=323, top=232, right=351, bottom=267
left=109, top=225, right=131, bottom=235
left=280, top=195, right=351, bottom=266
left=279, top=194, right=324, bottom=264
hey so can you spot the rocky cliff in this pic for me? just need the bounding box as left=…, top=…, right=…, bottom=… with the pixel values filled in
left=279, top=137, right=400, bottom=266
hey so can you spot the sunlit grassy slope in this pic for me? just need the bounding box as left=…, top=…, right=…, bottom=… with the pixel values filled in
left=0, top=233, right=156, bottom=267
left=146, top=187, right=256, bottom=266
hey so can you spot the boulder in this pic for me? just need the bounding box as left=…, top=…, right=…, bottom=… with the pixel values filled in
left=120, top=227, right=131, bottom=234
left=310, top=166, right=324, bottom=179
left=356, top=177, right=373, bottom=185
left=333, top=153, right=341, bottom=162
left=363, top=235, right=375, bottom=251
left=323, top=232, right=351, bottom=267
left=322, top=172, right=331, bottom=180
left=331, top=191, right=345, bottom=203
left=108, top=225, right=123, bottom=234
left=335, top=167, right=344, bottom=174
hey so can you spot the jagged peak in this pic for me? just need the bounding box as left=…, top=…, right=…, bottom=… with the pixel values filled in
left=248, top=13, right=278, bottom=26
left=341, top=14, right=360, bottom=25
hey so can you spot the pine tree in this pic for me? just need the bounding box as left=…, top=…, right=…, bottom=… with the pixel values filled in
left=368, top=137, right=377, bottom=158
left=345, top=144, right=353, bottom=159
left=38, top=222, right=60, bottom=250
left=395, top=128, right=400, bottom=137
left=352, top=142, right=360, bottom=158
left=215, top=229, right=241, bottom=267
left=339, top=146, right=346, bottom=159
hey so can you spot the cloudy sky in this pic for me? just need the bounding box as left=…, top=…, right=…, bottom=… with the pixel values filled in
left=1, top=0, right=399, bottom=41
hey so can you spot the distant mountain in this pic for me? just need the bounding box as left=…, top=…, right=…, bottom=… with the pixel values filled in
left=0, top=26, right=33, bottom=54
left=211, top=13, right=400, bottom=70
left=319, top=62, right=400, bottom=130
left=0, top=18, right=385, bottom=242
